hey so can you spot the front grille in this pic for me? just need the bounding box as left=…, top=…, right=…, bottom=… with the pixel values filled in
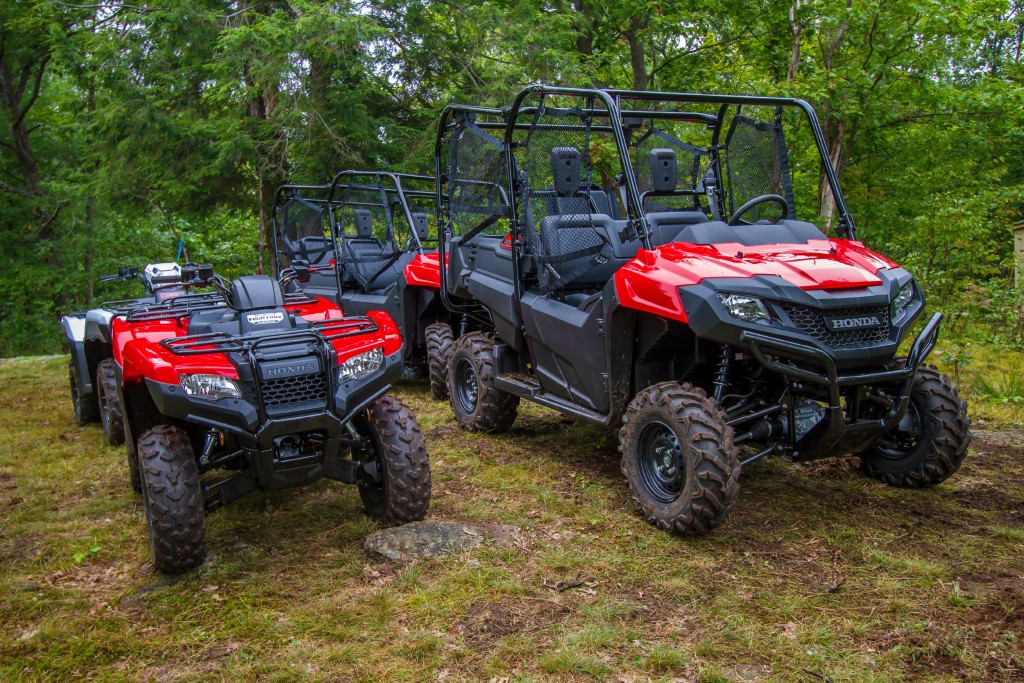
left=779, top=303, right=890, bottom=350
left=260, top=372, right=328, bottom=408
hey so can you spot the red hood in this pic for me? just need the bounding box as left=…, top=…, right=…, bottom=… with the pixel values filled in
left=615, top=239, right=898, bottom=323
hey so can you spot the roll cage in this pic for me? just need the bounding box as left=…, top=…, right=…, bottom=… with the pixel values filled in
left=434, top=85, right=857, bottom=305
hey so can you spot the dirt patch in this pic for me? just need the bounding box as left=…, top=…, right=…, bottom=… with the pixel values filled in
left=456, top=596, right=568, bottom=647
left=0, top=532, right=43, bottom=564
left=950, top=485, right=1024, bottom=523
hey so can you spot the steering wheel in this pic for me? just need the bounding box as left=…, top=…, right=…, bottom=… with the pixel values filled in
left=728, top=194, right=790, bottom=226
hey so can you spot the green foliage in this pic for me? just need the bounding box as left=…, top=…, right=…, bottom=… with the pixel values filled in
left=3, top=0, right=1024, bottom=355
left=973, top=370, right=1024, bottom=403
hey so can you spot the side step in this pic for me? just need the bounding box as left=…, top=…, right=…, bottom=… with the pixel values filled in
left=494, top=374, right=613, bottom=426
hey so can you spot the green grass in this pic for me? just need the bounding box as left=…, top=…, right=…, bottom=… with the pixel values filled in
left=1, top=355, right=1023, bottom=682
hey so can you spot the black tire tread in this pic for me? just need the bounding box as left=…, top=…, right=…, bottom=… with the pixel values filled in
left=425, top=323, right=454, bottom=400
left=619, top=382, right=740, bottom=535
left=860, top=365, right=971, bottom=488
left=69, top=361, right=99, bottom=426
left=359, top=395, right=432, bottom=524
left=97, top=359, right=126, bottom=446
left=447, top=332, right=519, bottom=433
left=138, top=424, right=207, bottom=573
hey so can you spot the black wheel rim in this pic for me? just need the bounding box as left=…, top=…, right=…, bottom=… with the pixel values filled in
left=874, top=403, right=923, bottom=460
left=637, top=420, right=685, bottom=503
left=454, top=358, right=479, bottom=415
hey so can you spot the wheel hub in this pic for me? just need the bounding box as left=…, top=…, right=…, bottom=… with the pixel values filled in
left=455, top=359, right=479, bottom=413
left=638, top=421, right=685, bottom=503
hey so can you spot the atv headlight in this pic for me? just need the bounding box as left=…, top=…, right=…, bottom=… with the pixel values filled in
left=718, top=293, right=771, bottom=323
left=338, top=347, right=384, bottom=383
left=893, top=282, right=915, bottom=316
left=178, top=373, right=241, bottom=400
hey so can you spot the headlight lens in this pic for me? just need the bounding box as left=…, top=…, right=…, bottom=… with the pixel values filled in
left=718, top=293, right=771, bottom=323
left=338, top=347, right=384, bottom=382
left=178, top=373, right=241, bottom=400
left=893, top=282, right=914, bottom=315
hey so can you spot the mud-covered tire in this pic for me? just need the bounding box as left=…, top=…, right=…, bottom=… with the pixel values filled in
left=859, top=365, right=971, bottom=488
left=137, top=425, right=207, bottom=573
left=448, top=332, right=519, bottom=433
left=96, top=359, right=125, bottom=446
left=425, top=322, right=454, bottom=400
left=69, top=361, right=99, bottom=426
left=619, top=382, right=740, bottom=534
left=357, top=395, right=431, bottom=524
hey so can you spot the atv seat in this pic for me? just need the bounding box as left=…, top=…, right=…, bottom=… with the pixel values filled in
left=231, top=275, right=285, bottom=310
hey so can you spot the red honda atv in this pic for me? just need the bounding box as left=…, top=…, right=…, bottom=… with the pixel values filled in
left=271, top=174, right=454, bottom=398
left=434, top=86, right=970, bottom=534
left=112, top=263, right=430, bottom=573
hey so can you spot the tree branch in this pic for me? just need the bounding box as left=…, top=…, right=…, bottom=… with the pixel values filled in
left=14, top=53, right=51, bottom=127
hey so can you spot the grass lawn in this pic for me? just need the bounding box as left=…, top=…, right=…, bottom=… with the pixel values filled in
left=0, top=354, right=1022, bottom=682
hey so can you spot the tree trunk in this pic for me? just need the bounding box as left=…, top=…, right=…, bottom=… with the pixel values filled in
left=571, top=0, right=595, bottom=57
left=626, top=15, right=649, bottom=91
left=818, top=116, right=846, bottom=231
left=787, top=0, right=802, bottom=83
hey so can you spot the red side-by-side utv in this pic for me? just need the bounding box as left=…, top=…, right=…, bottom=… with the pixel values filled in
left=112, top=264, right=431, bottom=573
left=271, top=174, right=455, bottom=398
left=434, top=86, right=971, bottom=534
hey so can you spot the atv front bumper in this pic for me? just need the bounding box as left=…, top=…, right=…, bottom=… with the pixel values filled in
left=145, top=350, right=403, bottom=508
left=738, top=312, right=942, bottom=460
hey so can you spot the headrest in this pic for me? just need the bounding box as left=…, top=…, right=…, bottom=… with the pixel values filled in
left=353, top=209, right=373, bottom=238
left=411, top=213, right=430, bottom=240
left=229, top=275, right=285, bottom=311
left=649, top=148, right=677, bottom=192
left=550, top=147, right=582, bottom=195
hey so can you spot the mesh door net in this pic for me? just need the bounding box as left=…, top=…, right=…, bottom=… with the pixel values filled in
left=631, top=127, right=706, bottom=212
left=337, top=182, right=400, bottom=289
left=519, top=102, right=610, bottom=293
left=278, top=197, right=334, bottom=267
left=723, top=107, right=796, bottom=224
left=446, top=118, right=508, bottom=243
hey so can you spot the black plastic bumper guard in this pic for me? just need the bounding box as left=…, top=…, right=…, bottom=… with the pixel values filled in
left=740, top=312, right=942, bottom=460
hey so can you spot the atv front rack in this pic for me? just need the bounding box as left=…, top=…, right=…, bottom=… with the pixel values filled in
left=160, top=317, right=379, bottom=356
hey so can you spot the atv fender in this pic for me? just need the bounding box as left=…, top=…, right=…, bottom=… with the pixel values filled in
left=61, top=314, right=93, bottom=398
left=85, top=308, right=115, bottom=344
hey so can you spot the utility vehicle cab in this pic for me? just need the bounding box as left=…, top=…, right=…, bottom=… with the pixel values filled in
left=435, top=85, right=971, bottom=535
left=272, top=184, right=341, bottom=301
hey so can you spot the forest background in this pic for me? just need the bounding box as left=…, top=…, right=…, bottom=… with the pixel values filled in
left=2, top=0, right=1023, bottom=358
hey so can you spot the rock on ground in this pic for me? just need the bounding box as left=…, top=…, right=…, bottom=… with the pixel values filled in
left=364, top=521, right=521, bottom=562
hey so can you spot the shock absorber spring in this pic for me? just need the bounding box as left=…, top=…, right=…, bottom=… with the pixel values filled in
left=713, top=345, right=733, bottom=404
